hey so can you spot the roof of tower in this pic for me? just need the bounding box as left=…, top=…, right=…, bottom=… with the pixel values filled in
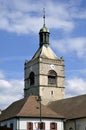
left=0, top=96, right=64, bottom=121
left=32, top=45, right=58, bottom=60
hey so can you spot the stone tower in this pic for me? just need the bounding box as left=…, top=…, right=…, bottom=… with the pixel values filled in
left=24, top=13, right=65, bottom=105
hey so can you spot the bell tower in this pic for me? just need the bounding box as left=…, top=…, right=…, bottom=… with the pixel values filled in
left=24, top=10, right=65, bottom=105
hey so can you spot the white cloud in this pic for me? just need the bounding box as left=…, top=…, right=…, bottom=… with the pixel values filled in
left=72, top=10, right=86, bottom=19
left=0, top=0, right=86, bottom=34
left=66, top=77, right=86, bottom=97
left=0, top=71, right=24, bottom=109
left=0, top=79, right=11, bottom=88
left=0, top=71, right=5, bottom=79
left=51, top=37, right=86, bottom=58
left=1, top=0, right=85, bottom=34
left=0, top=0, right=42, bottom=34
left=47, top=17, right=74, bottom=32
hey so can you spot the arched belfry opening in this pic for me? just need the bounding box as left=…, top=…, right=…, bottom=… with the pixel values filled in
left=29, top=72, right=35, bottom=86
left=48, top=70, right=57, bottom=85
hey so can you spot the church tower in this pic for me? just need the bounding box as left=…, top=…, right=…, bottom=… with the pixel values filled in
left=24, top=11, right=65, bottom=105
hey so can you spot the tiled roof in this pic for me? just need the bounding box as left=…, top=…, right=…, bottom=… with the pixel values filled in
left=0, top=96, right=64, bottom=121
left=48, top=94, right=86, bottom=119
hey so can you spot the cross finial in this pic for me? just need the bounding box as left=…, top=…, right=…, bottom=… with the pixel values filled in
left=43, top=8, right=45, bottom=27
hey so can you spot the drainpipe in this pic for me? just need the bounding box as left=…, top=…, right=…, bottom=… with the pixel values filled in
left=17, top=117, right=20, bottom=130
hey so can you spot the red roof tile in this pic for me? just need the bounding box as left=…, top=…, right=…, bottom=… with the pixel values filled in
left=0, top=96, right=64, bottom=121
left=48, top=94, right=86, bottom=119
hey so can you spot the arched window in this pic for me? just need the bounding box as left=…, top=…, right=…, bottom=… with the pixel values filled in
left=48, top=70, right=57, bottom=85
left=29, top=72, right=34, bottom=86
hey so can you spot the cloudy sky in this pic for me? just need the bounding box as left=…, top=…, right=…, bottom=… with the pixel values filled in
left=0, top=0, right=86, bottom=109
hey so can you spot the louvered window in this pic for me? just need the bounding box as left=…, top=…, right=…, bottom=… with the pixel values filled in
left=48, top=70, right=57, bottom=85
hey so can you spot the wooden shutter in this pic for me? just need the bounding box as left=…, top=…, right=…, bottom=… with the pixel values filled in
left=55, top=123, right=57, bottom=130
left=43, top=122, right=45, bottom=130
left=50, top=122, right=57, bottom=130
left=50, top=122, right=52, bottom=130
left=38, top=122, right=45, bottom=130
left=38, top=122, right=40, bottom=129
left=27, top=122, right=33, bottom=130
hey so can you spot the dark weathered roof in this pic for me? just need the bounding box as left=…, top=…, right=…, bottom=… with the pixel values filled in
left=0, top=96, right=64, bottom=121
left=48, top=94, right=86, bottom=119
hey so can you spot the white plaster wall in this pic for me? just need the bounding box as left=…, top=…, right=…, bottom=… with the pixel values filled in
left=0, top=117, right=64, bottom=130
left=19, top=118, right=64, bottom=130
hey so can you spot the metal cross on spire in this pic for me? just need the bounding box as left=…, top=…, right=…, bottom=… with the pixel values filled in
left=43, top=8, right=45, bottom=27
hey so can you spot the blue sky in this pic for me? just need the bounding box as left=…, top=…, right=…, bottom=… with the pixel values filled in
left=0, top=0, right=86, bottom=109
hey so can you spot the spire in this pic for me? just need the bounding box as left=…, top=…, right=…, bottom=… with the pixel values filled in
left=39, top=8, right=50, bottom=48
left=43, top=8, right=45, bottom=27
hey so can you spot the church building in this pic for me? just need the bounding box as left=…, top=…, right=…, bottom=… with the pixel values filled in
left=0, top=12, right=86, bottom=130
left=0, top=13, right=65, bottom=130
